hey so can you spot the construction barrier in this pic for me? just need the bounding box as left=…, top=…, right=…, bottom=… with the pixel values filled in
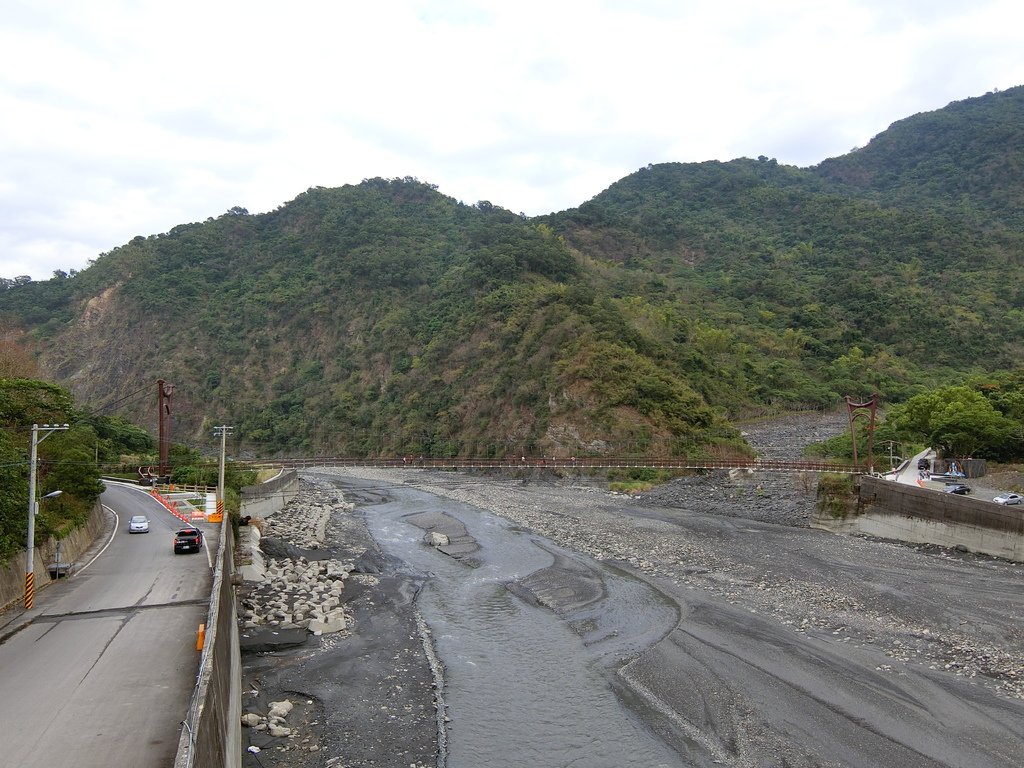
left=150, top=489, right=193, bottom=525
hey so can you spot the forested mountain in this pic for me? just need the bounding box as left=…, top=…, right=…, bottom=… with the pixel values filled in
left=814, top=86, right=1024, bottom=231
left=2, top=86, right=1022, bottom=458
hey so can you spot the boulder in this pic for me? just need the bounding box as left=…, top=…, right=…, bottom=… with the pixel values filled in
left=351, top=550, right=383, bottom=574
left=308, top=615, right=347, bottom=634
left=325, top=562, right=348, bottom=580
left=425, top=531, right=450, bottom=547
left=259, top=536, right=304, bottom=560
left=268, top=699, right=294, bottom=718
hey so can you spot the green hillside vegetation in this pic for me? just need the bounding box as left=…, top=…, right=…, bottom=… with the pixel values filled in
left=815, top=87, right=1024, bottom=231
left=1, top=180, right=741, bottom=457
left=1, top=87, right=1023, bottom=461
left=548, top=157, right=1023, bottom=406
left=0, top=378, right=153, bottom=562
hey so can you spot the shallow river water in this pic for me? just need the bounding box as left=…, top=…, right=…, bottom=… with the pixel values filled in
left=364, top=481, right=685, bottom=768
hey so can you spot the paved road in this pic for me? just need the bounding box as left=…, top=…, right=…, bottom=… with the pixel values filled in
left=890, top=448, right=1010, bottom=501
left=0, top=482, right=215, bottom=768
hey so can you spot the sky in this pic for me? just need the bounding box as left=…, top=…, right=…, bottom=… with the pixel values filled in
left=2, top=0, right=1023, bottom=281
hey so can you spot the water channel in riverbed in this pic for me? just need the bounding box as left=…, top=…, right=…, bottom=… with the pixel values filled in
left=358, top=479, right=687, bottom=768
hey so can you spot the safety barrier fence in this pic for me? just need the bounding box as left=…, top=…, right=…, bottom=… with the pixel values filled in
left=150, top=488, right=200, bottom=525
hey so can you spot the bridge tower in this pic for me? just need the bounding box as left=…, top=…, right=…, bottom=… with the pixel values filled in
left=845, top=394, right=878, bottom=473
left=157, top=379, right=175, bottom=478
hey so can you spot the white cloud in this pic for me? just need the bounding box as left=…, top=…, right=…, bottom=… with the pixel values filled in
left=2, top=0, right=1023, bottom=279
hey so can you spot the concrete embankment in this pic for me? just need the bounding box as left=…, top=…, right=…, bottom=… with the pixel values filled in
left=813, top=475, right=1024, bottom=561
left=173, top=471, right=301, bottom=768
left=240, top=470, right=301, bottom=520
left=173, top=512, right=241, bottom=768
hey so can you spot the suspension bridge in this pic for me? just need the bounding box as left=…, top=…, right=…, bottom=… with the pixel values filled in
left=242, top=456, right=865, bottom=473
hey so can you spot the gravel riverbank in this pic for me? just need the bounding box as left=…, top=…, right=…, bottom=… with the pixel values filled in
left=241, top=410, right=1024, bottom=767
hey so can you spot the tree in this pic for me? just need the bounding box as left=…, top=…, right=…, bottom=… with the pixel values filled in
left=0, top=428, right=27, bottom=558
left=0, top=332, right=39, bottom=378
left=0, top=378, right=137, bottom=559
left=885, top=386, right=1015, bottom=458
left=0, top=378, right=74, bottom=427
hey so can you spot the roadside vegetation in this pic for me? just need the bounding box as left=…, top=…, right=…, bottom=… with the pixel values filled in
left=165, top=443, right=258, bottom=518
left=0, top=376, right=153, bottom=562
left=816, top=474, right=858, bottom=518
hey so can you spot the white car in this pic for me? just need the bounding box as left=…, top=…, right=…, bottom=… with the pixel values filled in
left=128, top=515, right=150, bottom=533
left=993, top=493, right=1022, bottom=506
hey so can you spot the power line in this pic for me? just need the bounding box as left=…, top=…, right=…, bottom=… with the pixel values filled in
left=91, top=383, right=152, bottom=415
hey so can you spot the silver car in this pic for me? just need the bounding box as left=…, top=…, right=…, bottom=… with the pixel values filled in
left=128, top=515, right=150, bottom=533
left=993, top=493, right=1022, bottom=505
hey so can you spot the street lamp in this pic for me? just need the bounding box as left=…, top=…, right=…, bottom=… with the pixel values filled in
left=25, top=423, right=69, bottom=609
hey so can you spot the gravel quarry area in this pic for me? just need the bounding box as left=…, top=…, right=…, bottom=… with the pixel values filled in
left=241, top=410, right=1024, bottom=768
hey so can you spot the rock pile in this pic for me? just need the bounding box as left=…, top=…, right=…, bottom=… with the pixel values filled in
left=258, top=483, right=344, bottom=549
left=634, top=409, right=848, bottom=528
left=737, top=408, right=848, bottom=460
left=639, top=470, right=819, bottom=527
left=242, top=698, right=296, bottom=738
left=239, top=479, right=356, bottom=635
left=240, top=556, right=351, bottom=634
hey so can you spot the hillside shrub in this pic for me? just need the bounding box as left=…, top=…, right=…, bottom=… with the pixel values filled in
left=816, top=474, right=857, bottom=519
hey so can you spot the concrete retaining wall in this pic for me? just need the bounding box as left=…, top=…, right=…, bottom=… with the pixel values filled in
left=171, top=470, right=300, bottom=766
left=174, top=512, right=241, bottom=768
left=813, top=475, right=1024, bottom=561
left=0, top=502, right=109, bottom=613
left=237, top=470, right=301, bottom=582
left=240, top=470, right=300, bottom=520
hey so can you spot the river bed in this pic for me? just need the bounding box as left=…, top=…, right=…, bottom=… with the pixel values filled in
left=358, top=477, right=684, bottom=767
left=241, top=465, right=1024, bottom=768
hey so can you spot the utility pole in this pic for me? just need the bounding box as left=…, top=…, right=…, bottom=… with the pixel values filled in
left=213, top=425, right=233, bottom=521
left=25, top=423, right=69, bottom=609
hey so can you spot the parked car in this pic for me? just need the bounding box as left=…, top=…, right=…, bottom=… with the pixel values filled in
left=128, top=515, right=149, bottom=533
left=173, top=527, right=204, bottom=553
left=993, top=493, right=1022, bottom=505
left=943, top=484, right=971, bottom=495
